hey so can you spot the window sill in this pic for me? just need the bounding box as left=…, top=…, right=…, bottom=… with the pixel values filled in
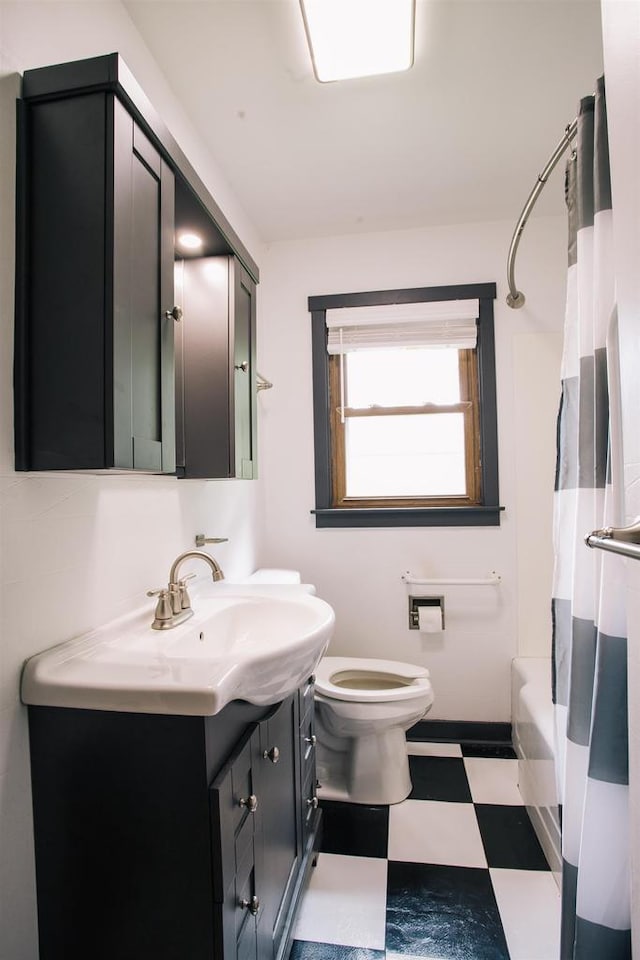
left=311, top=506, right=505, bottom=528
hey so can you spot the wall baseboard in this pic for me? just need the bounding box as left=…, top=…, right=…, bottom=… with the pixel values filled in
left=408, top=719, right=512, bottom=745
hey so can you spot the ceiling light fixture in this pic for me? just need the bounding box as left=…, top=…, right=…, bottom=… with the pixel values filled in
left=177, top=232, right=203, bottom=251
left=300, top=0, right=415, bottom=83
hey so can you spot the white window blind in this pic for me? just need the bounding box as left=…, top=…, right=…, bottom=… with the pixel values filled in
left=325, top=299, right=479, bottom=354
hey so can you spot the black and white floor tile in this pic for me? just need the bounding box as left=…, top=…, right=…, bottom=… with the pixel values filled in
left=292, top=741, right=560, bottom=960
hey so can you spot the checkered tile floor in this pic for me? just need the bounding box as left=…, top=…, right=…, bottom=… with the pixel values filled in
left=292, top=741, right=560, bottom=960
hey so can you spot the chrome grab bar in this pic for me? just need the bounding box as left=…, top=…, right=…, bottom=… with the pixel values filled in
left=585, top=519, right=640, bottom=561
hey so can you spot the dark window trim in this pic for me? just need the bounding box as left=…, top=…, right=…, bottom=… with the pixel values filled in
left=309, top=281, right=502, bottom=528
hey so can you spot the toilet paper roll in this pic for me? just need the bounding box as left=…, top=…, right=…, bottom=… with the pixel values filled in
left=418, top=605, right=443, bottom=633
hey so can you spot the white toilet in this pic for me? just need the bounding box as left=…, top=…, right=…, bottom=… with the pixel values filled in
left=314, top=656, right=434, bottom=805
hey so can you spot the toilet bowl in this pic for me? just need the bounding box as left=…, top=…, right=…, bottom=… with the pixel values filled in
left=314, top=656, right=434, bottom=805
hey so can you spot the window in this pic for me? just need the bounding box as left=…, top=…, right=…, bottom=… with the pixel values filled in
left=309, top=283, right=501, bottom=527
left=331, top=345, right=480, bottom=505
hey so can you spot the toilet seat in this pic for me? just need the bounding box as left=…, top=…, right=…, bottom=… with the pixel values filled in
left=314, top=656, right=431, bottom=703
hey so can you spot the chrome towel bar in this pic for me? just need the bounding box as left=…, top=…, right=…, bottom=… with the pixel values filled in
left=402, top=571, right=501, bottom=586
left=585, top=519, right=640, bottom=561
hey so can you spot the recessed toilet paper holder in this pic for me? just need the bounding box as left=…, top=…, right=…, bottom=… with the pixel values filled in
left=409, top=596, right=445, bottom=630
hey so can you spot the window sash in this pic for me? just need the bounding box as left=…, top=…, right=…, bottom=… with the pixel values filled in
left=329, top=349, right=481, bottom=508
left=339, top=402, right=472, bottom=418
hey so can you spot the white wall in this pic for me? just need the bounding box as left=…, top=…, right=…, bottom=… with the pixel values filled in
left=0, top=4, right=265, bottom=957
left=600, top=0, right=640, bottom=947
left=259, top=216, right=565, bottom=723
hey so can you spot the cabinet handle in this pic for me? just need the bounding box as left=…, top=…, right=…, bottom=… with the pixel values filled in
left=164, top=305, right=183, bottom=322
left=235, top=360, right=249, bottom=372
left=263, top=746, right=280, bottom=764
left=239, top=895, right=260, bottom=916
left=305, top=735, right=317, bottom=746
left=306, top=796, right=319, bottom=809
left=238, top=794, right=258, bottom=813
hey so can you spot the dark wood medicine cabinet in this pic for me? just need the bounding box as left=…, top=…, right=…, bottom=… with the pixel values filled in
left=14, top=52, right=258, bottom=479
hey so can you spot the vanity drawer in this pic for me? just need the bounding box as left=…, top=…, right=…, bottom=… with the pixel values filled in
left=301, top=762, right=319, bottom=840
left=300, top=712, right=316, bottom=771
left=234, top=847, right=257, bottom=943
left=298, top=675, right=319, bottom=850
left=214, top=848, right=258, bottom=960
left=299, top=673, right=316, bottom=726
left=300, top=680, right=316, bottom=762
left=210, top=724, right=260, bottom=902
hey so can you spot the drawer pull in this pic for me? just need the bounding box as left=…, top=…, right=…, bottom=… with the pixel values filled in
left=239, top=895, right=260, bottom=916
left=305, top=735, right=317, bottom=746
left=306, top=796, right=319, bottom=809
left=238, top=794, right=259, bottom=813
left=263, top=746, right=280, bottom=764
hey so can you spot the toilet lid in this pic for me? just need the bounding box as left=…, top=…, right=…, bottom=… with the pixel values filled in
left=314, top=656, right=431, bottom=703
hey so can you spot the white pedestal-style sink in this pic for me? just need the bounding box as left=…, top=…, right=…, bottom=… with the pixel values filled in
left=21, top=580, right=335, bottom=716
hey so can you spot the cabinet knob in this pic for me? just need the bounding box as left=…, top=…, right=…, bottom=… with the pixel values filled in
left=263, top=746, right=280, bottom=764
left=305, top=735, right=317, bottom=746
left=164, top=305, right=183, bottom=322
left=306, top=796, right=319, bottom=809
left=238, top=794, right=259, bottom=813
left=235, top=360, right=249, bottom=372
left=239, top=895, right=260, bottom=916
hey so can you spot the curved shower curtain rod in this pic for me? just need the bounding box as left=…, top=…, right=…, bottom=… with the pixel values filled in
left=506, top=118, right=578, bottom=308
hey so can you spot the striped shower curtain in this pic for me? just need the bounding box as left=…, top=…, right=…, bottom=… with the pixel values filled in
left=552, top=76, right=631, bottom=959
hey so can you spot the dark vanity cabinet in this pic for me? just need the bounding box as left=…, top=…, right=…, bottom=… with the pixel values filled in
left=175, top=256, right=257, bottom=479
left=14, top=53, right=260, bottom=477
left=27, top=683, right=320, bottom=960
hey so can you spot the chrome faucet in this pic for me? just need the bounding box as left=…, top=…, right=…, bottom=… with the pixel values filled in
left=170, top=550, right=224, bottom=590
left=147, top=550, right=225, bottom=630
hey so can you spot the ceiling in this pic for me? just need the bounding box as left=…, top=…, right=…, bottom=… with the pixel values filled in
left=125, top=0, right=604, bottom=243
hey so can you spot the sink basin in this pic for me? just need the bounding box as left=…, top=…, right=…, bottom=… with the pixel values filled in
left=21, top=585, right=335, bottom=716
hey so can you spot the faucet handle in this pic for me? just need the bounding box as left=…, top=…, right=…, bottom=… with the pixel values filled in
left=167, top=582, right=183, bottom=615
left=177, top=573, right=196, bottom=611
left=146, top=588, right=173, bottom=627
